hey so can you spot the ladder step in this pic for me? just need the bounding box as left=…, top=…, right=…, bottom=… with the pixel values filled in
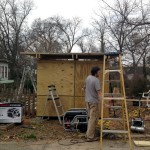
left=54, top=97, right=60, bottom=100
left=47, top=97, right=60, bottom=100
left=57, top=105, right=62, bottom=108
left=105, top=70, right=121, bottom=73
left=103, top=97, right=125, bottom=100
left=48, top=89, right=56, bottom=91
left=104, top=80, right=120, bottom=82
left=103, top=118, right=123, bottom=121
left=104, top=93, right=122, bottom=97
left=102, top=130, right=128, bottom=134
left=48, top=85, right=55, bottom=87
left=110, top=106, right=122, bottom=109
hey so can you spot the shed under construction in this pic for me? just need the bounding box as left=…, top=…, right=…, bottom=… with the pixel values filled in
left=21, top=53, right=109, bottom=117
left=20, top=52, right=132, bottom=150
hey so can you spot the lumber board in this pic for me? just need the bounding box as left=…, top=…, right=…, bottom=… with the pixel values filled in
left=134, top=140, right=150, bottom=147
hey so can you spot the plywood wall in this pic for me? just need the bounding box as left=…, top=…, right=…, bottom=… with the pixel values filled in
left=36, top=59, right=109, bottom=117
left=75, top=61, right=103, bottom=97
left=37, top=60, right=74, bottom=96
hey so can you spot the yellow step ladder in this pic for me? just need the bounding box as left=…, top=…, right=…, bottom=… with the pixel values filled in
left=100, top=52, right=132, bottom=150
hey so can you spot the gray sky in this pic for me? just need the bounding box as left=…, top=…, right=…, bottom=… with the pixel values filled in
left=26, top=0, right=114, bottom=52
left=28, top=0, right=102, bottom=26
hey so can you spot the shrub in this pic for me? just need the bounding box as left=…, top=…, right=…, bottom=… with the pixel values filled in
left=125, top=74, right=149, bottom=98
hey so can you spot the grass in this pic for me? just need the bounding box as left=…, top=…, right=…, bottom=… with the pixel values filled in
left=19, top=133, right=37, bottom=140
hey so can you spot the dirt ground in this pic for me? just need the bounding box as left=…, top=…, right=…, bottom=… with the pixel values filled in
left=0, top=139, right=150, bottom=150
left=0, top=104, right=150, bottom=150
left=0, top=117, right=150, bottom=150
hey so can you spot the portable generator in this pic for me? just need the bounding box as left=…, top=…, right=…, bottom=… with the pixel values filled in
left=130, top=98, right=145, bottom=133
left=63, top=108, right=88, bottom=132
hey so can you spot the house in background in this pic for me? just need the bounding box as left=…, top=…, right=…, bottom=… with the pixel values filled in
left=0, top=59, right=9, bottom=80
left=0, top=59, right=14, bottom=84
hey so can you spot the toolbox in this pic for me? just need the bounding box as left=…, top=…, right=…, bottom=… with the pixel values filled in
left=63, top=108, right=88, bottom=132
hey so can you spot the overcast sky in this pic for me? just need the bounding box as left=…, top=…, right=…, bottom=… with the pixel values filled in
left=27, top=0, right=105, bottom=26
left=27, top=0, right=150, bottom=27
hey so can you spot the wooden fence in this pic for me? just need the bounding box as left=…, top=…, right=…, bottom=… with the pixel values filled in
left=0, top=88, right=36, bottom=117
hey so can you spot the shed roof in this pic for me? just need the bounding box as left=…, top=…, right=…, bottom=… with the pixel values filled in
left=20, top=52, right=105, bottom=60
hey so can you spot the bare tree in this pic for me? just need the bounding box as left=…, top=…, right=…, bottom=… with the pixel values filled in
left=0, top=0, right=33, bottom=79
left=92, top=19, right=106, bottom=53
left=26, top=16, right=88, bottom=53
left=26, top=17, right=62, bottom=53
left=94, top=0, right=150, bottom=75
left=124, top=25, right=150, bottom=75
left=55, top=16, right=89, bottom=53
left=77, top=31, right=98, bottom=53
left=97, top=0, right=140, bottom=52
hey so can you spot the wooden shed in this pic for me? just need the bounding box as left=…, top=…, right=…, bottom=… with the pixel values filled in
left=22, top=53, right=109, bottom=117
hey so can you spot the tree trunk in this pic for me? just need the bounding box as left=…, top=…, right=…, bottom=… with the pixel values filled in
left=143, top=56, right=147, bottom=78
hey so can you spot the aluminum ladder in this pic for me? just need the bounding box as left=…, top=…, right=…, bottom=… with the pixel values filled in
left=42, top=85, right=64, bottom=124
left=18, top=66, right=37, bottom=96
left=100, top=52, right=132, bottom=150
